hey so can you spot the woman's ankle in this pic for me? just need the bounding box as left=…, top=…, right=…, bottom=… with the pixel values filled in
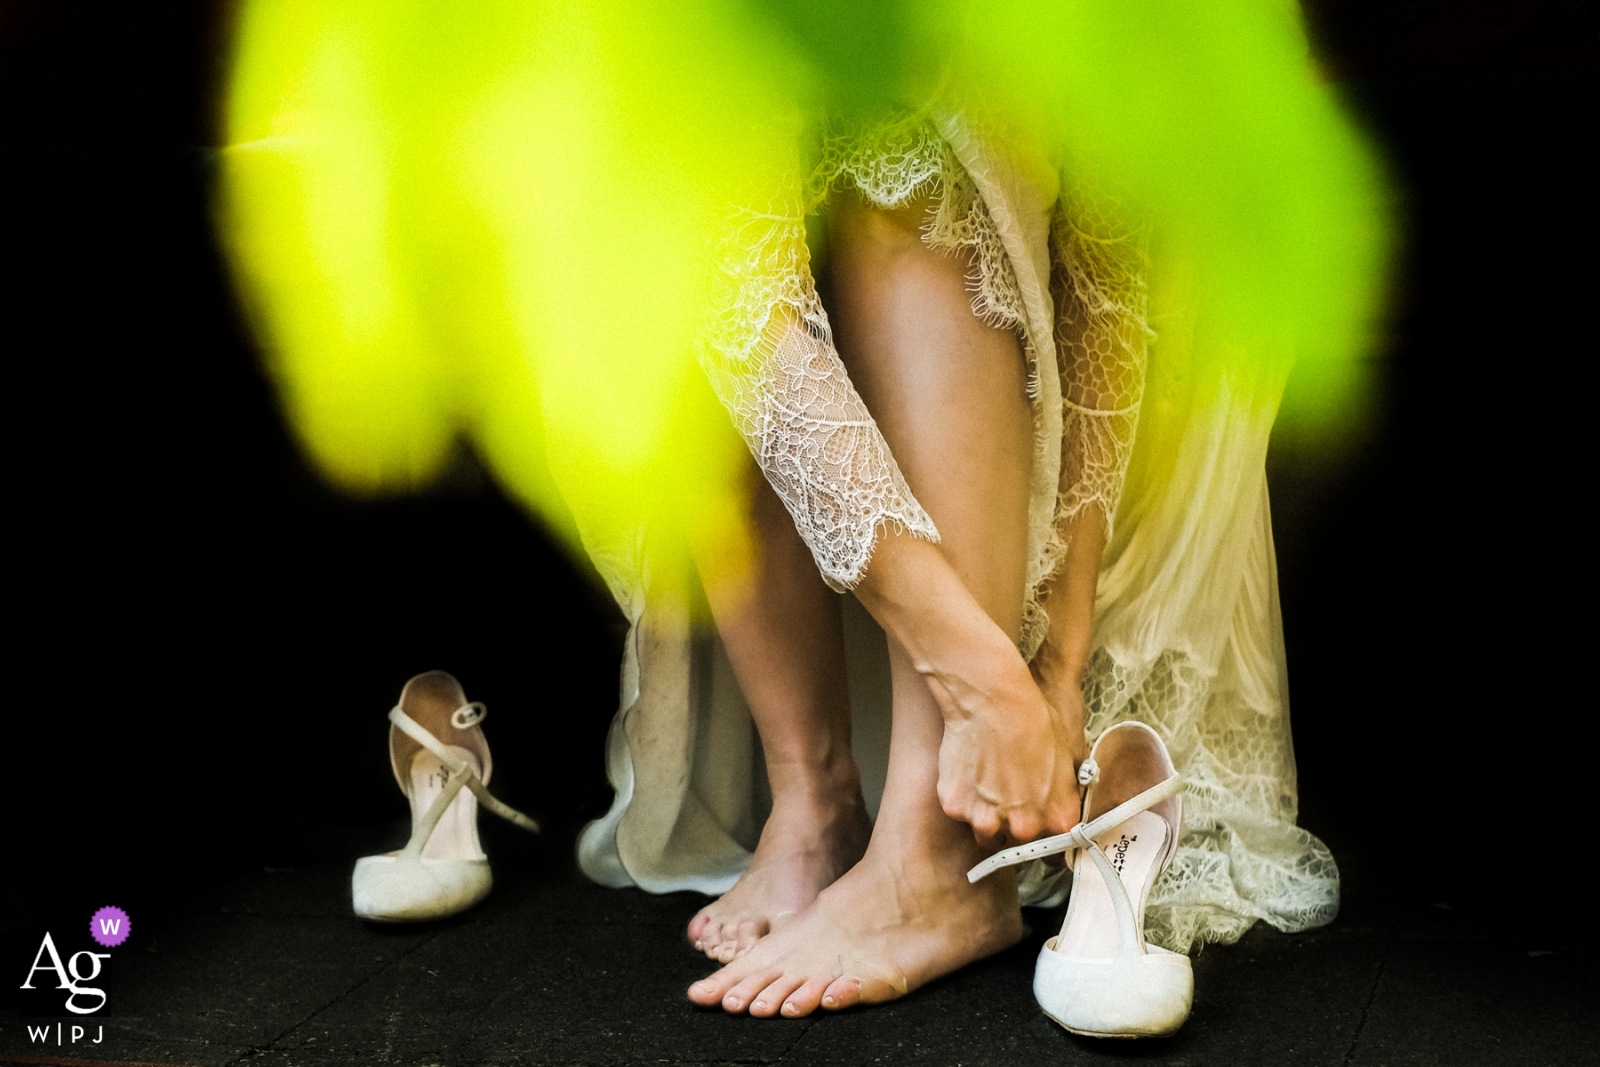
left=763, top=752, right=866, bottom=815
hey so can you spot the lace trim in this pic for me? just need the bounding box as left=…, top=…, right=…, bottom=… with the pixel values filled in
left=810, top=116, right=1060, bottom=644
left=700, top=116, right=1148, bottom=640
left=1022, top=184, right=1153, bottom=647
left=699, top=180, right=939, bottom=591
left=808, top=116, right=1037, bottom=395
left=1083, top=648, right=1339, bottom=952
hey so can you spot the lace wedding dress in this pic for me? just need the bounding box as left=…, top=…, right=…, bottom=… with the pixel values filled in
left=218, top=0, right=1371, bottom=958
left=577, top=111, right=1338, bottom=953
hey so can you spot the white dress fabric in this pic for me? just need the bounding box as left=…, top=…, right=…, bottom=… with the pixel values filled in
left=576, top=111, right=1338, bottom=953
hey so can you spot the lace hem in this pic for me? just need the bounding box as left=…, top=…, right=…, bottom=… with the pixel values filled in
left=1083, top=647, right=1339, bottom=953
left=1023, top=185, right=1153, bottom=645
left=703, top=117, right=1150, bottom=651
left=811, top=115, right=1060, bottom=640
left=809, top=115, right=1038, bottom=394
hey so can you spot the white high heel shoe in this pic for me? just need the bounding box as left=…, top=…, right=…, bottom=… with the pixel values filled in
left=968, top=721, right=1189, bottom=1038
left=352, top=675, right=539, bottom=922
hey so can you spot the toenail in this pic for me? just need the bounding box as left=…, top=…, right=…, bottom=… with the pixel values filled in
left=725, top=996, right=740, bottom=1009
left=782, top=1002, right=798, bottom=1016
left=823, top=995, right=835, bottom=1006
left=753, top=1000, right=767, bottom=1010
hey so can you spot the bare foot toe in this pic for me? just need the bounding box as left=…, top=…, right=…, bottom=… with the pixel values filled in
left=686, top=784, right=870, bottom=961
left=821, top=975, right=862, bottom=1011
left=723, top=970, right=780, bottom=1015
left=687, top=832, right=1021, bottom=1019
left=751, top=975, right=805, bottom=1018
left=782, top=976, right=830, bottom=1016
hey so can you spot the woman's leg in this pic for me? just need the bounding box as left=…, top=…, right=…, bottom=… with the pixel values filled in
left=689, top=470, right=872, bottom=961
left=1025, top=508, right=1104, bottom=766
left=688, top=191, right=1042, bottom=1016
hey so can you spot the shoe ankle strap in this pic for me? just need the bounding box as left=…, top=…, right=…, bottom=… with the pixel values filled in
left=965, top=773, right=1182, bottom=884
left=389, top=706, right=541, bottom=835
left=390, top=706, right=473, bottom=773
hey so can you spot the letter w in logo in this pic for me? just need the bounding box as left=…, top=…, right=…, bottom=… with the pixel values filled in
left=98, top=918, right=121, bottom=937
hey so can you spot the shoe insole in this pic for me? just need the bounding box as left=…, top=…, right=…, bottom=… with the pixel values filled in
left=409, top=748, right=487, bottom=862
left=1057, top=810, right=1169, bottom=960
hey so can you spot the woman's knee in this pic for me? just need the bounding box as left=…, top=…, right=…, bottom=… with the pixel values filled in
left=830, top=191, right=936, bottom=262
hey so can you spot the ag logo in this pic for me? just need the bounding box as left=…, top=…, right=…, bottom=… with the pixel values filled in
left=19, top=906, right=130, bottom=1015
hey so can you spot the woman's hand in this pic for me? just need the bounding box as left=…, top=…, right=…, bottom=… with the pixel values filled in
left=920, top=634, right=1085, bottom=850
left=1029, top=636, right=1092, bottom=773
left=854, top=533, right=1091, bottom=849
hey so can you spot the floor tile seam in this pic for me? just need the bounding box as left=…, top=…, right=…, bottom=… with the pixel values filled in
left=767, top=1014, right=817, bottom=1065
left=215, top=927, right=449, bottom=1067
left=1340, top=924, right=1394, bottom=1067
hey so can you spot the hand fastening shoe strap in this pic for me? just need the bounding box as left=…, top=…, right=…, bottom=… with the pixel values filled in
left=965, top=773, right=1182, bottom=884
left=389, top=706, right=541, bottom=835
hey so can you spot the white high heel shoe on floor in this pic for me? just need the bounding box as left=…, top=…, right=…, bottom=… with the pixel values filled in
left=352, top=673, right=539, bottom=922
left=968, top=720, right=1189, bottom=1038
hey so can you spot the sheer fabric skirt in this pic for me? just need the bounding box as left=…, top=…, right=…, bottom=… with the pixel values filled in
left=577, top=110, right=1338, bottom=953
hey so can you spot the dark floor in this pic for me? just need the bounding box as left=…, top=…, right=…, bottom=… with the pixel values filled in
left=3, top=820, right=1594, bottom=1067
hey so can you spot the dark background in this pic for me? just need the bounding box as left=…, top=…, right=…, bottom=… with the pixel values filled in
left=3, top=0, right=1593, bottom=975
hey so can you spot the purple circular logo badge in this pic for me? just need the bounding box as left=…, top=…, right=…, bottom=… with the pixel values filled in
left=90, top=906, right=131, bottom=948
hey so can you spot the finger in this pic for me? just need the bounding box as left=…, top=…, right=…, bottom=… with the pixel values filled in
left=1045, top=798, right=1080, bottom=837
left=1006, top=807, right=1042, bottom=844
left=1049, top=758, right=1083, bottom=831
left=1046, top=788, right=1080, bottom=835
left=937, top=773, right=967, bottom=824
left=968, top=804, right=1003, bottom=845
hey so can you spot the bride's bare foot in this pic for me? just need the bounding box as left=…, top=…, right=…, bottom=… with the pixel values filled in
left=687, top=818, right=1022, bottom=1018
left=688, top=773, right=872, bottom=962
